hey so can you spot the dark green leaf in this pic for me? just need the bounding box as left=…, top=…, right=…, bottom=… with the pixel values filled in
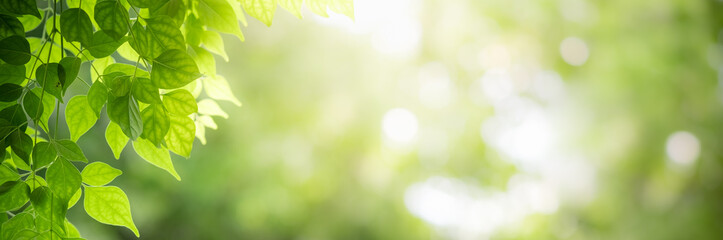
left=0, top=180, right=29, bottom=211
left=21, top=89, right=42, bottom=120
left=31, top=88, right=55, bottom=132
left=0, top=63, right=25, bottom=85
left=107, top=94, right=143, bottom=140
left=52, top=139, right=88, bottom=163
left=0, top=35, right=31, bottom=65
left=141, top=103, right=169, bottom=146
left=59, top=57, right=82, bottom=93
left=148, top=0, right=186, bottom=27
left=151, top=49, right=200, bottom=89
left=94, top=0, right=129, bottom=40
left=87, top=81, right=108, bottom=117
left=106, top=74, right=132, bottom=97
left=32, top=141, right=56, bottom=169
left=30, top=186, right=67, bottom=234
left=9, top=130, right=31, bottom=163
left=60, top=8, right=94, bottom=45
left=0, top=104, right=27, bottom=131
left=87, top=31, right=127, bottom=58
left=162, top=89, right=197, bottom=115
left=46, top=157, right=82, bottom=201
left=0, top=14, right=24, bottom=39
left=0, top=0, right=41, bottom=18
left=0, top=83, right=22, bottom=102
left=35, top=63, right=66, bottom=102
left=132, top=77, right=160, bottom=104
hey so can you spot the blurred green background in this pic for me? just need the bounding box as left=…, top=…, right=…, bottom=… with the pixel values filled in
left=67, top=0, right=723, bottom=239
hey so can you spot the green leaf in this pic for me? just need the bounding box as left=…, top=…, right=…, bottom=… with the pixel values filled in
left=105, top=122, right=129, bottom=159
left=35, top=63, right=66, bottom=102
left=46, top=157, right=82, bottom=201
left=140, top=103, right=169, bottom=146
left=22, top=87, right=43, bottom=120
left=0, top=0, right=41, bottom=18
left=148, top=0, right=186, bottom=27
left=66, top=95, right=98, bottom=141
left=162, top=89, right=197, bottom=115
left=59, top=57, right=82, bottom=93
left=0, top=180, right=29, bottom=211
left=0, top=63, right=25, bottom=85
left=198, top=99, right=229, bottom=118
left=30, top=186, right=68, bottom=234
left=200, top=31, right=228, bottom=61
left=105, top=74, right=132, bottom=97
left=68, top=188, right=81, bottom=209
left=189, top=46, right=215, bottom=77
left=94, top=0, right=129, bottom=40
left=17, top=12, right=41, bottom=32
left=0, top=14, right=25, bottom=39
left=128, top=0, right=155, bottom=8
left=31, top=88, right=55, bottom=132
left=0, top=212, right=34, bottom=240
left=129, top=21, right=161, bottom=60
left=52, top=139, right=88, bottom=163
left=107, top=94, right=143, bottom=139
left=91, top=56, right=114, bottom=82
left=87, top=31, right=127, bottom=58
left=132, top=77, right=161, bottom=104
left=31, top=141, right=56, bottom=169
left=203, top=75, right=242, bottom=106
left=151, top=49, right=200, bottom=89
left=24, top=172, right=47, bottom=190
left=197, top=0, right=245, bottom=41
left=103, top=63, right=150, bottom=78
left=328, top=0, right=354, bottom=19
left=0, top=35, right=31, bottom=65
left=165, top=115, right=194, bottom=158
left=84, top=186, right=139, bottom=237
left=0, top=163, right=20, bottom=185
left=0, top=83, right=22, bottom=102
left=60, top=8, right=94, bottom=45
left=132, top=138, right=180, bottom=180
left=241, top=0, right=277, bottom=26
left=81, top=162, right=122, bottom=186
left=279, top=0, right=303, bottom=19
left=87, top=81, right=108, bottom=117
left=145, top=15, right=185, bottom=52
left=0, top=104, right=27, bottom=131
left=9, top=130, right=32, bottom=164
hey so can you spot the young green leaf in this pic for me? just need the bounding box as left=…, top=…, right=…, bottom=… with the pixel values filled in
left=92, top=56, right=115, bottom=82
left=132, top=77, right=161, bottom=104
left=84, top=186, right=140, bottom=237
left=105, top=122, right=129, bottom=159
left=197, top=0, right=245, bottom=41
left=104, top=63, right=150, bottom=78
left=203, top=75, right=242, bottom=106
left=162, top=89, right=197, bottom=115
left=81, top=162, right=122, bottom=186
left=106, top=74, right=132, bottom=97
left=241, top=0, right=277, bottom=27
left=132, top=138, right=181, bottom=180
left=0, top=163, right=20, bottom=185
left=31, top=141, right=56, bottom=169
left=68, top=188, right=81, bottom=209
left=198, top=99, right=229, bottom=118
left=22, top=87, right=43, bottom=120
left=35, top=63, right=66, bottom=102
left=165, top=115, right=195, bottom=158
left=60, top=8, right=94, bottom=45
left=148, top=0, right=187, bottom=27
left=87, top=81, right=108, bottom=116
left=59, top=56, right=82, bottom=93
left=0, top=14, right=25, bottom=39
left=189, top=46, right=215, bottom=77
left=151, top=49, right=200, bottom=89
left=46, top=157, right=82, bottom=201
left=0, top=35, right=31, bottom=65
left=140, top=103, right=170, bottom=146
left=0, top=212, right=34, bottom=240
left=24, top=172, right=47, bottom=190
left=0, top=0, right=41, bottom=18
left=87, top=31, right=127, bottom=58
left=66, top=95, right=98, bottom=141
left=200, top=31, right=228, bottom=61
left=29, top=186, right=68, bottom=234
left=128, top=0, right=154, bottom=8
left=129, top=21, right=161, bottom=59
left=52, top=139, right=88, bottom=163
left=0, top=83, right=22, bottom=102
left=107, top=94, right=143, bottom=140
left=145, top=15, right=186, bottom=52
left=94, top=0, right=130, bottom=40
left=0, top=63, right=26, bottom=85
left=279, top=0, right=303, bottom=19
left=0, top=180, right=30, bottom=212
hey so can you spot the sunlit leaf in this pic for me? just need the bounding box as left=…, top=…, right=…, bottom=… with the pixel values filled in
left=279, top=0, right=303, bottom=19
left=162, top=89, right=197, bottom=115
left=81, top=162, right=122, bottom=186
left=31, top=141, right=55, bottom=170
left=91, top=56, right=114, bottom=82
left=145, top=15, right=185, bottom=51
left=189, top=46, right=215, bottom=76
left=30, top=186, right=67, bottom=234
left=151, top=49, right=200, bottom=89
left=148, top=0, right=186, bottom=26
left=165, top=115, right=194, bottom=158
left=59, top=56, right=82, bottom=93
left=197, top=0, right=245, bottom=41
left=103, top=63, right=150, bottom=78
left=0, top=163, right=20, bottom=185
left=0, top=180, right=29, bottom=212
left=94, top=0, right=129, bottom=40
left=46, top=157, right=82, bottom=202
left=140, top=103, right=169, bottom=146
left=132, top=77, right=161, bottom=104
left=17, top=12, right=41, bottom=31
left=241, top=0, right=276, bottom=26
left=60, top=8, right=94, bottom=45
left=87, top=31, right=127, bottom=58
left=52, top=139, right=88, bottom=163
left=0, top=212, right=34, bottom=240
left=107, top=94, right=143, bottom=140
left=105, top=122, right=129, bottom=159
left=132, top=138, right=180, bottom=180
left=87, top=81, right=108, bottom=117
left=105, top=74, right=132, bottom=97
left=203, top=75, right=242, bottom=106
left=66, top=95, right=98, bottom=141
left=68, top=188, right=81, bottom=209
left=197, top=98, right=229, bottom=118
left=84, top=186, right=139, bottom=237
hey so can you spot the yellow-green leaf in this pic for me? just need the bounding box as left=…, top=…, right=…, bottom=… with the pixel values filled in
left=94, top=0, right=130, bottom=40
left=197, top=0, right=245, bottom=41
left=162, top=89, right=197, bottom=115
left=84, top=186, right=139, bottom=237
left=241, top=0, right=277, bottom=27
left=164, top=115, right=194, bottom=158
left=151, top=49, right=200, bottom=89
left=81, top=162, right=122, bottom=186
left=66, top=95, right=98, bottom=141
left=132, top=138, right=181, bottom=180
left=46, top=158, right=81, bottom=201
left=197, top=98, right=228, bottom=118
left=60, top=8, right=94, bottom=45
left=202, top=75, right=241, bottom=106
left=105, top=121, right=129, bottom=159
left=140, top=103, right=169, bottom=146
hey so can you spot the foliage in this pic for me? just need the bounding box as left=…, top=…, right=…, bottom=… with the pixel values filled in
left=0, top=0, right=353, bottom=239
